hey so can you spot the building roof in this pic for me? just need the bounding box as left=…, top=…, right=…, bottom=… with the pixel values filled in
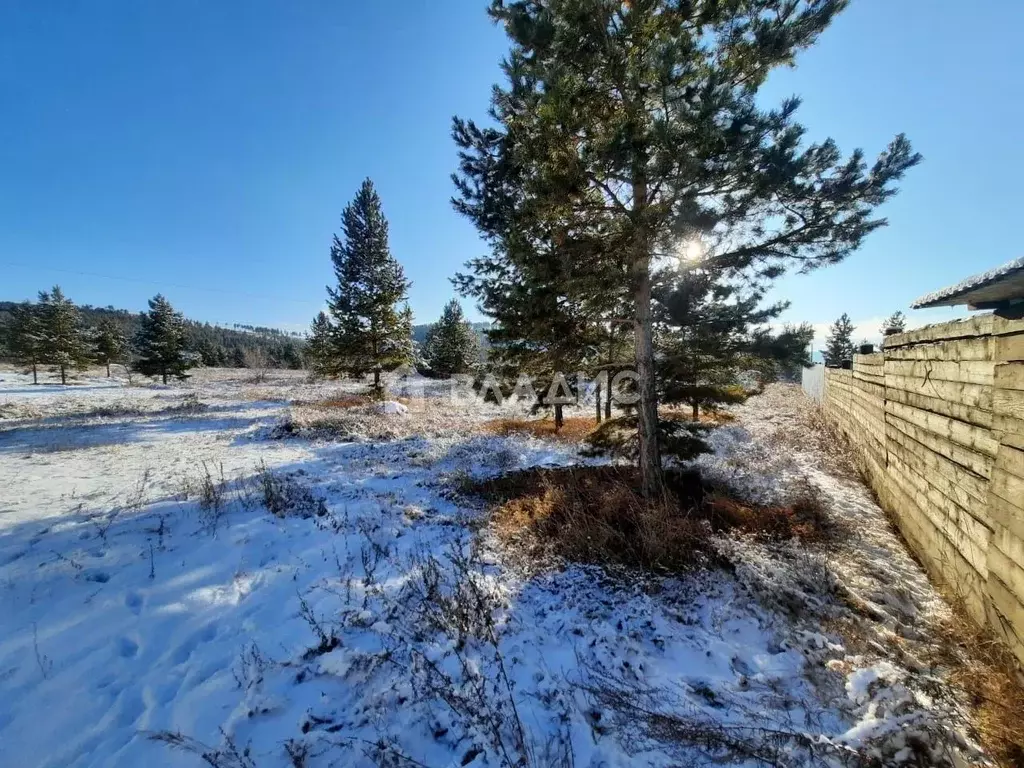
left=911, top=256, right=1024, bottom=310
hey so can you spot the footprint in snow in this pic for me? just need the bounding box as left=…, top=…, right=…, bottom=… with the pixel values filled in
left=124, top=591, right=143, bottom=615
left=118, top=636, right=139, bottom=659
left=170, top=622, right=218, bottom=665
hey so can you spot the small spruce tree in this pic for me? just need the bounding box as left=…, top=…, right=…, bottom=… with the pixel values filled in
left=657, top=270, right=783, bottom=421
left=135, top=294, right=195, bottom=384
left=422, top=300, right=479, bottom=377
left=38, top=286, right=92, bottom=385
left=881, top=310, right=907, bottom=337
left=93, top=319, right=127, bottom=377
left=5, top=301, right=46, bottom=384
left=823, top=313, right=856, bottom=367
left=326, top=179, right=413, bottom=393
left=306, top=311, right=335, bottom=377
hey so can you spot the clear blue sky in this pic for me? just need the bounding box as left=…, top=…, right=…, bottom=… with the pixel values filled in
left=2, top=1, right=1021, bottom=344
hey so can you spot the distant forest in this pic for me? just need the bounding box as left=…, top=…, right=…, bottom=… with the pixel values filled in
left=0, top=301, right=306, bottom=370
left=411, top=321, right=490, bottom=348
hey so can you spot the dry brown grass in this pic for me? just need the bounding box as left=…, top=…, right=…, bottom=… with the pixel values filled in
left=481, top=416, right=598, bottom=443
left=275, top=397, right=469, bottom=442
left=661, top=407, right=737, bottom=425
left=464, top=466, right=832, bottom=572
left=294, top=394, right=411, bottom=410
left=929, top=606, right=1024, bottom=767
left=481, top=408, right=735, bottom=445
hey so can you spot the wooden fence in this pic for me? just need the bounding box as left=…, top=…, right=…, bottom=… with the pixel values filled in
left=819, top=314, right=1024, bottom=668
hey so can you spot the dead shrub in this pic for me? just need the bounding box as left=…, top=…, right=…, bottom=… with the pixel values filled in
left=273, top=399, right=468, bottom=442
left=577, top=666, right=855, bottom=768
left=164, top=392, right=207, bottom=415
left=251, top=461, right=327, bottom=519
left=465, top=466, right=832, bottom=572
left=198, top=461, right=228, bottom=532
left=481, top=416, right=597, bottom=443
left=307, top=394, right=373, bottom=409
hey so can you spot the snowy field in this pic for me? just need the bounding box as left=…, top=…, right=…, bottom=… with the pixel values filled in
left=0, top=367, right=983, bottom=767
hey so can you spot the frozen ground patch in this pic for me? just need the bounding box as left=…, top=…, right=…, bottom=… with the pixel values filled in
left=0, top=372, right=985, bottom=766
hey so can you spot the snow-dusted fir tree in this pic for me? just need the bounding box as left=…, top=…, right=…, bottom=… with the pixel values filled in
left=93, top=319, right=127, bottom=377
left=823, top=313, right=856, bottom=366
left=881, top=310, right=907, bottom=337
left=38, top=286, right=92, bottom=385
left=306, top=311, right=334, bottom=378
left=5, top=301, right=46, bottom=384
left=423, top=299, right=479, bottom=376
left=326, top=179, right=412, bottom=393
left=134, top=294, right=195, bottom=384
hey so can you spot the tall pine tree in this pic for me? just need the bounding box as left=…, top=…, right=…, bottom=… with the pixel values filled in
left=135, top=294, right=195, bottom=384
left=326, top=179, right=412, bottom=393
left=93, top=319, right=127, bottom=377
left=823, top=313, right=856, bottom=366
left=423, top=300, right=480, bottom=376
left=5, top=301, right=46, bottom=384
left=454, top=0, right=919, bottom=495
left=38, top=286, right=91, bottom=385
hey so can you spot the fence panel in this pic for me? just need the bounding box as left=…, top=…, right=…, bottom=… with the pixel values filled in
left=801, top=363, right=825, bottom=402
left=815, top=315, right=1024, bottom=670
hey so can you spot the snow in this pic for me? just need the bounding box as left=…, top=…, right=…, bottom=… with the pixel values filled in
left=911, top=254, right=1024, bottom=308
left=377, top=400, right=408, bottom=415
left=0, top=367, right=983, bottom=766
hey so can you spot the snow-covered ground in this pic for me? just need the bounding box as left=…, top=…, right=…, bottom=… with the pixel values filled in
left=0, top=367, right=982, bottom=767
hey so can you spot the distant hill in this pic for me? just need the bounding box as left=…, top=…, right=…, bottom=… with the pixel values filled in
left=0, top=301, right=306, bottom=369
left=1, top=302, right=496, bottom=371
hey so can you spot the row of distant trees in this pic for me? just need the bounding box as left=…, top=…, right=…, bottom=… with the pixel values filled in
left=822, top=311, right=907, bottom=367
left=0, top=290, right=306, bottom=384
left=3, top=289, right=193, bottom=384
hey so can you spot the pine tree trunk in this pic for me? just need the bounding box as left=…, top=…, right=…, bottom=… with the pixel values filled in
left=373, top=369, right=381, bottom=392
left=604, top=336, right=615, bottom=419
left=692, top=401, right=699, bottom=421
left=162, top=370, right=168, bottom=385
left=634, top=273, right=662, bottom=496
left=106, top=362, right=111, bottom=378
left=554, top=403, right=564, bottom=433
left=60, top=365, right=66, bottom=386
left=632, top=178, right=662, bottom=497
left=595, top=382, right=602, bottom=424
left=605, top=372, right=612, bottom=419
left=32, top=363, right=37, bottom=385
